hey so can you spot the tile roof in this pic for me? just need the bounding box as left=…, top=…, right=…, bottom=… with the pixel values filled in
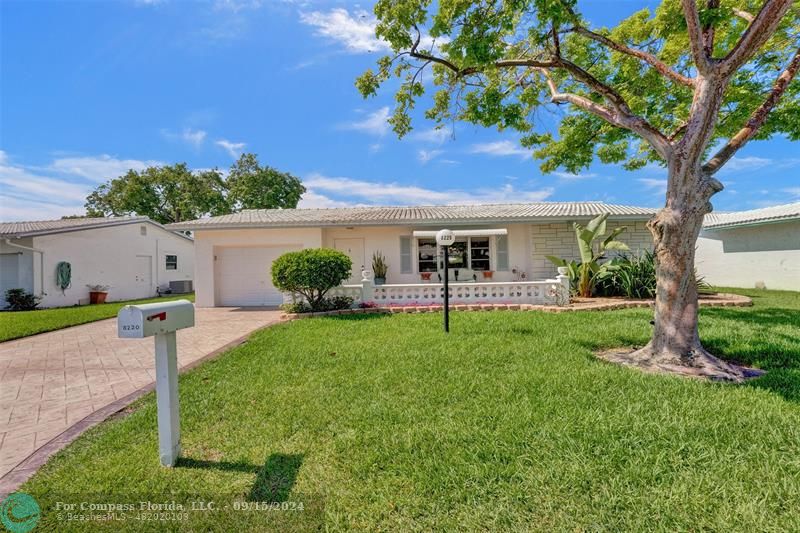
left=0, top=216, right=191, bottom=239
left=167, top=202, right=657, bottom=230
left=703, top=202, right=800, bottom=229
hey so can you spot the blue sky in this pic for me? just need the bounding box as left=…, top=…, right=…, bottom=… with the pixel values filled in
left=1, top=0, right=797, bottom=222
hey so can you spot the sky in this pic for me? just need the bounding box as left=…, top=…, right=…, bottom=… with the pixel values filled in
left=1, top=0, right=798, bottom=222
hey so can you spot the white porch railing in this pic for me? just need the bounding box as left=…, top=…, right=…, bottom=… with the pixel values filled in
left=327, top=275, right=570, bottom=307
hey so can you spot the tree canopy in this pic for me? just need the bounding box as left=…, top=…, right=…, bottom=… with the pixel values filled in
left=85, top=153, right=306, bottom=224
left=357, top=0, right=799, bottom=175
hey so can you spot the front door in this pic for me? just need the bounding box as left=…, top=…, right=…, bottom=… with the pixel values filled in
left=334, top=238, right=365, bottom=282
left=134, top=255, right=153, bottom=298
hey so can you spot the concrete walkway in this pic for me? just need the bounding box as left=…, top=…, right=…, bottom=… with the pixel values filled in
left=0, top=307, right=283, bottom=482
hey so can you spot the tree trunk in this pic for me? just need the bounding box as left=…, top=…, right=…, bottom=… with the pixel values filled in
left=625, top=159, right=755, bottom=381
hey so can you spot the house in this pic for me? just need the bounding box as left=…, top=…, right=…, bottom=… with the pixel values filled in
left=697, top=202, right=800, bottom=291
left=169, top=202, right=657, bottom=307
left=0, top=216, right=194, bottom=308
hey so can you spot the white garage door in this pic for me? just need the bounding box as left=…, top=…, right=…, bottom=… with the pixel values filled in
left=216, top=246, right=299, bottom=306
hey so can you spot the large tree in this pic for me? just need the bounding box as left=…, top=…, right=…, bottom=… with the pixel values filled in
left=85, top=153, right=306, bottom=224
left=357, top=0, right=799, bottom=381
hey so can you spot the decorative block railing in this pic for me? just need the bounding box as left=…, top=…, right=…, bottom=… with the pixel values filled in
left=327, top=275, right=570, bottom=307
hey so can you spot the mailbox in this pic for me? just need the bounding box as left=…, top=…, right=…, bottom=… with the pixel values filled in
left=118, top=299, right=194, bottom=338
left=117, top=299, right=195, bottom=467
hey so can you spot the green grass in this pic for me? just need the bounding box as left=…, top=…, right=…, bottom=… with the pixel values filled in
left=19, top=289, right=800, bottom=531
left=0, top=293, right=195, bottom=342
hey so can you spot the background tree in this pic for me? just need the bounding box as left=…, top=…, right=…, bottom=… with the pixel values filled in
left=85, top=163, right=228, bottom=224
left=85, top=153, right=305, bottom=224
left=357, top=0, right=799, bottom=380
left=226, top=153, right=306, bottom=210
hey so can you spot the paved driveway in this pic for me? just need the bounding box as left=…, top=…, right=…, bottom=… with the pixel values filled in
left=0, top=307, right=283, bottom=478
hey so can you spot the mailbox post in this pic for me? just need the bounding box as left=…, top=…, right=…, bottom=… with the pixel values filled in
left=118, top=299, right=194, bottom=467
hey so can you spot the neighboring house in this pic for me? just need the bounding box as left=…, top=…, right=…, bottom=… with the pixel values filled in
left=697, top=202, right=800, bottom=291
left=0, top=216, right=194, bottom=308
left=169, top=202, right=656, bottom=307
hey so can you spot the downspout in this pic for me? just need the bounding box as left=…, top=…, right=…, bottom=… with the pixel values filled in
left=4, top=238, right=45, bottom=296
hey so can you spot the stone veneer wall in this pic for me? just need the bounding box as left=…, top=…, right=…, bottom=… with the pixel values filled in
left=529, top=220, right=654, bottom=279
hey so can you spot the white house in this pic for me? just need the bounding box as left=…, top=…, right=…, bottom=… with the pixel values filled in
left=0, top=216, right=194, bottom=308
left=169, top=202, right=656, bottom=308
left=697, top=202, right=800, bottom=291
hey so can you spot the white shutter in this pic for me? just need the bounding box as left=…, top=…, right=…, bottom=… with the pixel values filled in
left=495, top=235, right=509, bottom=271
left=400, top=236, right=412, bottom=273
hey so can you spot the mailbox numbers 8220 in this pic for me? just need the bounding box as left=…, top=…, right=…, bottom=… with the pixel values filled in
left=122, top=324, right=140, bottom=331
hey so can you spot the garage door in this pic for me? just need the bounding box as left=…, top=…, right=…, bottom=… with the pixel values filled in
left=216, top=246, right=299, bottom=306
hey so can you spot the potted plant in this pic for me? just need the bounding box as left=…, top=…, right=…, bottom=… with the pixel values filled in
left=86, top=284, right=111, bottom=304
left=482, top=271, right=494, bottom=280
left=420, top=272, right=433, bottom=281
left=372, top=251, right=388, bottom=285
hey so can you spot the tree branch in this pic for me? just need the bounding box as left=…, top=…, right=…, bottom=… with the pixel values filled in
left=702, top=0, right=720, bottom=57
left=722, top=0, right=793, bottom=75
left=681, top=0, right=713, bottom=73
left=732, top=8, right=755, bottom=23
left=704, top=47, right=800, bottom=174
left=569, top=26, right=695, bottom=87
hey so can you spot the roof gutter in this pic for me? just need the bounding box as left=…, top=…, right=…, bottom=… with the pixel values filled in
left=703, top=215, right=800, bottom=231
left=4, top=238, right=45, bottom=297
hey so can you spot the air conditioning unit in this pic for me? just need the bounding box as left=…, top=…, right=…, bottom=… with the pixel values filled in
left=169, top=280, right=193, bottom=294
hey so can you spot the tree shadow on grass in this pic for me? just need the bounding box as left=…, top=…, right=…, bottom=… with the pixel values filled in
left=176, top=453, right=304, bottom=502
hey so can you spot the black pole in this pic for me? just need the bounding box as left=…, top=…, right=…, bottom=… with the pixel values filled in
left=443, top=245, right=449, bottom=333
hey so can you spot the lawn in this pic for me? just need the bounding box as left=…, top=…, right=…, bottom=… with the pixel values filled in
left=0, top=293, right=195, bottom=342
left=19, top=289, right=800, bottom=531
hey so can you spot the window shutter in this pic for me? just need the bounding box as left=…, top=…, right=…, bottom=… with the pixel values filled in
left=496, top=235, right=509, bottom=271
left=400, top=236, right=412, bottom=273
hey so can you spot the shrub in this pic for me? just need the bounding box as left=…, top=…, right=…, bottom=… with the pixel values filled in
left=272, top=248, right=352, bottom=309
left=280, top=295, right=354, bottom=314
left=5, top=288, right=42, bottom=311
left=596, top=251, right=657, bottom=299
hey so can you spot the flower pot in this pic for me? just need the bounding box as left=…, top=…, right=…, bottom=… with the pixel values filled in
left=482, top=271, right=494, bottom=280
left=420, top=272, right=433, bottom=281
left=557, top=266, right=569, bottom=276
left=89, top=291, right=108, bottom=304
left=374, top=277, right=386, bottom=286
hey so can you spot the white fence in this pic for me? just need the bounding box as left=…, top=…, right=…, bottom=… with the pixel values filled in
left=327, top=276, right=571, bottom=307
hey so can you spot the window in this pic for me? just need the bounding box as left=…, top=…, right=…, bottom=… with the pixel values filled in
left=165, top=254, right=178, bottom=270
left=469, top=238, right=490, bottom=271
left=140, top=225, right=147, bottom=236
left=417, top=239, right=438, bottom=272
left=400, top=236, right=412, bottom=273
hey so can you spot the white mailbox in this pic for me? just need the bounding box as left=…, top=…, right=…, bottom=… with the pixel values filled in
left=117, top=299, right=195, bottom=467
left=118, top=299, right=194, bottom=338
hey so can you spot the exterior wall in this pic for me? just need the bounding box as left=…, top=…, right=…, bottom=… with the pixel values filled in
left=529, top=219, right=653, bottom=279
left=25, top=222, right=194, bottom=308
left=696, top=220, right=800, bottom=291
left=0, top=237, right=36, bottom=297
left=193, top=227, right=323, bottom=307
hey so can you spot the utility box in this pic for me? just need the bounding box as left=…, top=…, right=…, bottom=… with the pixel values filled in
left=169, top=280, right=194, bottom=294
left=118, top=300, right=194, bottom=338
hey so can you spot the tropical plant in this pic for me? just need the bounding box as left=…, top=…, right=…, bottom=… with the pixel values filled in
left=372, top=251, right=389, bottom=279
left=356, top=1, right=798, bottom=379
left=596, top=251, right=658, bottom=299
left=271, top=248, right=352, bottom=311
left=546, top=213, right=629, bottom=297
left=4, top=288, right=41, bottom=311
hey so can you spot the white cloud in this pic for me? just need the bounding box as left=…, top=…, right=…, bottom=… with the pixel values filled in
left=215, top=139, right=246, bottom=158
left=784, top=187, right=800, bottom=199
left=411, top=127, right=452, bottom=144
left=417, top=149, right=443, bottom=164
left=213, top=0, right=262, bottom=12
left=638, top=178, right=667, bottom=194
left=303, top=173, right=553, bottom=206
left=339, top=107, right=390, bottom=137
left=469, top=140, right=529, bottom=158
left=300, top=9, right=387, bottom=54
left=48, top=154, right=163, bottom=182
left=300, top=8, right=444, bottom=54
left=552, top=171, right=598, bottom=181
left=724, top=156, right=771, bottom=171
left=297, top=191, right=358, bottom=209
left=161, top=127, right=207, bottom=148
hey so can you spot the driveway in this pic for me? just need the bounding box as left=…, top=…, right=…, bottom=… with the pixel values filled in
left=0, top=307, right=283, bottom=480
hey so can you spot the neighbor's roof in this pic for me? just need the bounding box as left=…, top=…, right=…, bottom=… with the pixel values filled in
left=168, top=202, right=657, bottom=230
left=0, top=216, right=193, bottom=240
left=703, top=202, right=800, bottom=230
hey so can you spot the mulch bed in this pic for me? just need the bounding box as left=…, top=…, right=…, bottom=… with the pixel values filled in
left=282, top=293, right=752, bottom=319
